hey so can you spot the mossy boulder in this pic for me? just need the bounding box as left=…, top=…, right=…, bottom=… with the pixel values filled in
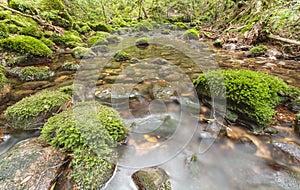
left=194, top=70, right=300, bottom=130
left=136, top=37, right=150, bottom=47
left=183, top=29, right=199, bottom=40
left=62, top=61, right=80, bottom=71
left=9, top=66, right=54, bottom=81
left=19, top=25, right=42, bottom=38
left=114, top=50, right=132, bottom=62
left=5, top=90, right=71, bottom=129
left=71, top=47, right=96, bottom=59
left=87, top=32, right=120, bottom=46
left=175, top=22, right=188, bottom=30
left=91, top=45, right=109, bottom=53
left=0, top=35, right=52, bottom=56
left=40, top=37, right=55, bottom=49
left=50, top=32, right=82, bottom=48
left=247, top=45, right=268, bottom=57
left=132, top=167, right=171, bottom=190
left=41, top=101, right=128, bottom=188
left=134, top=21, right=153, bottom=32
left=0, top=23, right=9, bottom=38
left=88, top=22, right=112, bottom=32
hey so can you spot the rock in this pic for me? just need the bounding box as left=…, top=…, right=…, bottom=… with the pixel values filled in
left=136, top=37, right=150, bottom=48
left=246, top=45, right=268, bottom=57
left=132, top=167, right=171, bottom=190
left=0, top=138, right=65, bottom=190
left=8, top=66, right=54, bottom=81
left=5, top=89, right=71, bottom=129
left=91, top=45, right=109, bottom=53
left=183, top=29, right=200, bottom=40
left=71, top=47, right=96, bottom=59
left=62, top=61, right=80, bottom=71
left=213, top=39, right=224, bottom=48
left=114, top=50, right=132, bottom=62
left=151, top=58, right=168, bottom=65
left=288, top=97, right=300, bottom=112
left=194, top=70, right=300, bottom=130
left=17, top=81, right=50, bottom=90
left=295, top=112, right=300, bottom=136
left=265, top=49, right=283, bottom=60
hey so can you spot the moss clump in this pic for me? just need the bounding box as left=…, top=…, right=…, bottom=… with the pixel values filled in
left=62, top=61, right=80, bottom=71
left=183, top=29, right=199, bottom=40
left=248, top=45, right=268, bottom=57
left=91, top=45, right=109, bottom=53
left=114, top=50, right=132, bottom=62
left=194, top=70, right=300, bottom=129
left=0, top=23, right=9, bottom=38
left=134, top=21, right=153, bottom=32
left=0, top=35, right=52, bottom=56
left=175, top=22, right=188, bottom=30
left=88, top=22, right=112, bottom=32
left=58, top=85, right=73, bottom=96
left=40, top=37, right=55, bottom=49
left=0, top=65, right=8, bottom=89
left=50, top=31, right=82, bottom=48
left=19, top=66, right=53, bottom=81
left=5, top=90, right=70, bottom=129
left=41, top=101, right=128, bottom=188
left=136, top=37, right=150, bottom=47
left=0, top=10, right=12, bottom=20
left=19, top=25, right=42, bottom=38
left=87, top=32, right=120, bottom=46
left=78, top=25, right=92, bottom=34
left=71, top=47, right=96, bottom=59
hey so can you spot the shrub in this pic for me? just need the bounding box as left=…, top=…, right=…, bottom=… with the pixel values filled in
left=194, top=70, right=300, bottom=128
left=0, top=35, right=52, bottom=56
left=5, top=90, right=71, bottom=129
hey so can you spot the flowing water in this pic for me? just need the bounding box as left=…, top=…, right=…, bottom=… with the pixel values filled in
left=1, top=29, right=300, bottom=189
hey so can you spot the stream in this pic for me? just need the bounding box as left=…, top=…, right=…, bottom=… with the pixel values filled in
left=0, top=28, right=300, bottom=189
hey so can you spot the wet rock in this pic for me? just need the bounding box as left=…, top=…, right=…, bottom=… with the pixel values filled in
left=62, top=61, right=80, bottom=71
left=288, top=98, right=300, bottom=112
left=272, top=141, right=300, bottom=165
left=7, top=66, right=54, bottom=81
left=132, top=167, right=171, bottom=190
left=0, top=138, right=65, bottom=190
left=265, top=49, right=283, bottom=60
left=0, top=84, right=11, bottom=103
left=151, top=58, right=168, bottom=65
left=114, top=51, right=132, bottom=62
left=17, top=81, right=50, bottom=90
left=136, top=37, right=150, bottom=48
left=151, top=80, right=177, bottom=100
left=71, top=47, right=96, bottom=59
left=91, top=45, right=109, bottom=53
left=213, top=39, right=224, bottom=48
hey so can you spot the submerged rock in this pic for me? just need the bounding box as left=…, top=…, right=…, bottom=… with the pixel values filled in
left=0, top=138, right=65, bottom=190
left=71, top=47, right=96, bottom=59
left=132, top=167, right=171, bottom=190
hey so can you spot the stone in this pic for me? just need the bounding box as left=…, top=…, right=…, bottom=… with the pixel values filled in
left=71, top=47, right=96, bottom=59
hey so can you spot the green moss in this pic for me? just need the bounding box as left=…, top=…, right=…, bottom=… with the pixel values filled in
left=0, top=65, right=8, bottom=89
left=7, top=24, right=19, bottom=34
left=5, top=90, right=71, bottom=129
left=0, top=23, right=9, bottom=38
left=183, top=29, right=199, bottom=40
left=58, top=85, right=73, bottom=96
left=194, top=70, right=300, bottom=128
left=19, top=66, right=53, bottom=81
left=89, top=22, right=112, bottom=32
left=88, top=36, right=108, bottom=46
left=248, top=45, right=268, bottom=57
left=136, top=37, right=150, bottom=47
left=8, top=0, right=35, bottom=13
left=175, top=22, right=188, bottom=30
left=40, top=37, right=55, bottom=49
left=0, top=35, right=52, bottom=56
left=0, top=10, right=12, bottom=20
left=87, top=32, right=120, bottom=46
left=62, top=61, right=80, bottom=71
left=50, top=32, right=82, bottom=48
left=41, top=101, right=128, bottom=188
left=78, top=25, right=92, bottom=34
left=19, top=25, right=42, bottom=38
left=71, top=47, right=96, bottom=59
left=134, top=21, right=153, bottom=32
left=114, top=50, right=132, bottom=62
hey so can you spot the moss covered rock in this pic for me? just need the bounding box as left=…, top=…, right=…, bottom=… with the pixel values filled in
left=5, top=90, right=71, bottom=129
left=50, top=31, right=82, bottom=48
left=71, top=47, right=96, bottom=59
left=89, top=22, right=112, bottom=32
left=247, top=45, right=268, bottom=57
left=0, top=23, right=9, bottom=38
left=132, top=167, right=171, bottom=190
left=194, top=70, right=300, bottom=130
left=134, top=21, right=153, bottom=32
left=62, top=61, right=80, bottom=71
left=114, top=50, right=132, bottom=62
left=41, top=101, right=128, bottom=188
left=87, top=32, right=120, bottom=46
left=136, top=37, right=150, bottom=47
left=183, top=29, right=199, bottom=40
left=9, top=66, right=54, bottom=81
left=0, top=35, right=52, bottom=56
left=175, top=22, right=188, bottom=30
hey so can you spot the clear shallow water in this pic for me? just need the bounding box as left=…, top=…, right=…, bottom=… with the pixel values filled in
left=0, top=29, right=299, bottom=189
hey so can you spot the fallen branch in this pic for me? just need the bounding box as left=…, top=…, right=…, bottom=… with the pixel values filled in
left=268, top=34, right=300, bottom=46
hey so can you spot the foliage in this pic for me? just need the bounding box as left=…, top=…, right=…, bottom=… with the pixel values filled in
left=194, top=69, right=300, bottom=127
left=183, top=29, right=199, bottom=40
left=5, top=90, right=70, bottom=129
left=0, top=35, right=52, bottom=56
left=0, top=65, right=8, bottom=89
left=19, top=66, right=53, bottom=81
left=114, top=50, right=132, bottom=62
